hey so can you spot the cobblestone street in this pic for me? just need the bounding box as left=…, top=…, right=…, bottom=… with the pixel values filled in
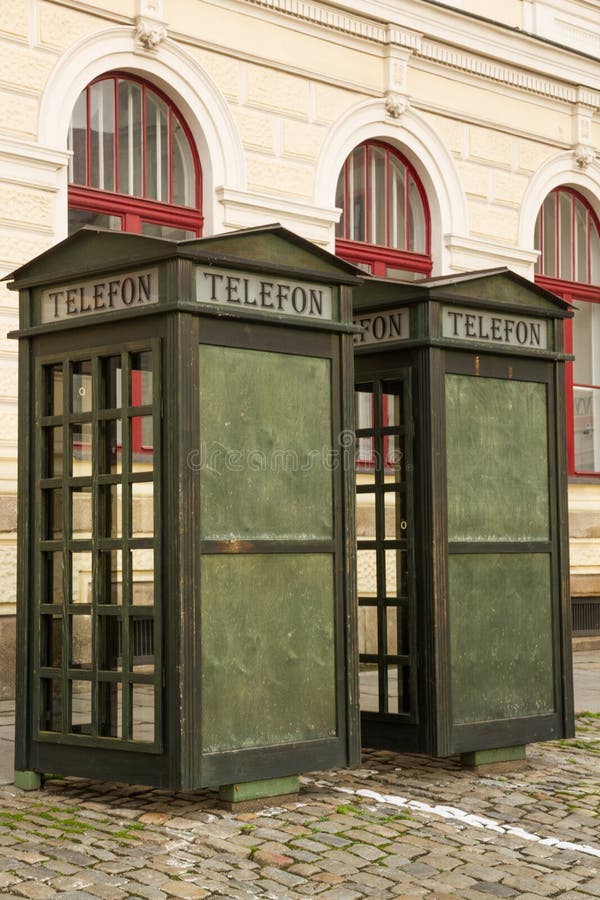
left=0, top=681, right=599, bottom=897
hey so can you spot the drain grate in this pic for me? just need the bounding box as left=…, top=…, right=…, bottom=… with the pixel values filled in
left=572, top=597, right=600, bottom=636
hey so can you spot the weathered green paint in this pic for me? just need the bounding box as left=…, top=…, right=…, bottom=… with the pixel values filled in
left=199, top=345, right=333, bottom=540
left=219, top=775, right=300, bottom=803
left=449, top=553, right=554, bottom=724
left=9, top=226, right=360, bottom=791
left=446, top=375, right=549, bottom=542
left=352, top=269, right=573, bottom=758
left=201, top=553, right=336, bottom=752
left=460, top=745, right=526, bottom=767
left=14, top=770, right=42, bottom=790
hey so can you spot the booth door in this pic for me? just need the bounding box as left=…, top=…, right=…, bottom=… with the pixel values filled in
left=355, top=372, right=419, bottom=750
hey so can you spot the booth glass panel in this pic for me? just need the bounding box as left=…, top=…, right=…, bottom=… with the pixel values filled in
left=199, top=346, right=333, bottom=541
left=446, top=375, right=549, bottom=543
left=99, top=683, right=122, bottom=738
left=36, top=345, right=161, bottom=749
left=41, top=614, right=63, bottom=668
left=201, top=553, right=336, bottom=752
left=43, top=426, right=63, bottom=478
left=449, top=553, right=555, bottom=723
left=71, top=423, right=92, bottom=477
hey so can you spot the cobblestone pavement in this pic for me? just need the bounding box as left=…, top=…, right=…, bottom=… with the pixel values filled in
left=0, top=712, right=599, bottom=898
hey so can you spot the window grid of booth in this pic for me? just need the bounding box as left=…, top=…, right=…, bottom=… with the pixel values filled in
left=534, top=187, right=600, bottom=476
left=355, top=376, right=416, bottom=720
left=68, top=73, right=203, bottom=240
left=36, top=344, right=161, bottom=749
left=335, top=141, right=432, bottom=279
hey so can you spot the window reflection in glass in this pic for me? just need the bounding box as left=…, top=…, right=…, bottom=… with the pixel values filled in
left=70, top=680, right=92, bottom=733
left=132, top=549, right=153, bottom=605
left=99, top=420, right=122, bottom=475
left=68, top=209, right=121, bottom=236
left=70, top=614, right=92, bottom=668
left=71, top=424, right=92, bottom=477
left=90, top=80, right=115, bottom=192
left=574, top=386, right=600, bottom=473
left=72, top=360, right=92, bottom=414
left=99, top=682, right=122, bottom=738
left=72, top=488, right=93, bottom=539
left=44, top=489, right=64, bottom=540
left=71, top=552, right=92, bottom=605
left=43, top=552, right=64, bottom=605
left=99, top=616, right=122, bottom=671
left=45, top=364, right=63, bottom=417
left=41, top=614, right=63, bottom=668
left=99, top=549, right=122, bottom=605
left=69, top=92, right=87, bottom=186
left=172, top=118, right=195, bottom=207
left=43, top=426, right=63, bottom=478
left=358, top=605, right=378, bottom=656
left=357, top=549, right=377, bottom=599
left=131, top=683, right=154, bottom=742
left=40, top=679, right=62, bottom=732
left=118, top=79, right=143, bottom=197
left=146, top=93, right=169, bottom=203
left=100, top=484, right=122, bottom=538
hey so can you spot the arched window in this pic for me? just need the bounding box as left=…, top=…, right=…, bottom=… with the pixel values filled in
left=335, top=141, right=432, bottom=278
left=534, top=187, right=600, bottom=475
left=68, top=73, right=203, bottom=239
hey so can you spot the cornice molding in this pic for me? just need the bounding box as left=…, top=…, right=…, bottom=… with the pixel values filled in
left=242, top=0, right=600, bottom=109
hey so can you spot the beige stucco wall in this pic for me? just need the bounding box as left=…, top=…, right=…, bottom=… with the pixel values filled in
left=0, top=0, right=599, bottom=690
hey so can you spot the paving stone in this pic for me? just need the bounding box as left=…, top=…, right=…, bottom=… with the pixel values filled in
left=12, top=886, right=58, bottom=899
left=473, top=883, right=520, bottom=897
left=160, top=880, right=209, bottom=898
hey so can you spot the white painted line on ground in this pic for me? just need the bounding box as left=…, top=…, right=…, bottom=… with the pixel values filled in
left=302, top=778, right=600, bottom=859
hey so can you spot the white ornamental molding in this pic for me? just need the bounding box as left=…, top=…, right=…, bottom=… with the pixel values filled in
left=136, top=17, right=167, bottom=50
left=138, top=0, right=164, bottom=16
left=385, top=93, right=410, bottom=120
left=242, top=0, right=600, bottom=110
left=573, top=144, right=596, bottom=169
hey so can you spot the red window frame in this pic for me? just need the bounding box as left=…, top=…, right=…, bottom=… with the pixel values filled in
left=335, top=140, right=432, bottom=278
left=534, top=188, right=600, bottom=477
left=68, top=72, right=203, bottom=237
left=131, top=369, right=153, bottom=457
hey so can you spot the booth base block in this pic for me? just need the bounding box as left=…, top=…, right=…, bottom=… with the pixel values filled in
left=218, top=776, right=300, bottom=811
left=14, top=770, right=42, bottom=791
left=460, top=746, right=527, bottom=773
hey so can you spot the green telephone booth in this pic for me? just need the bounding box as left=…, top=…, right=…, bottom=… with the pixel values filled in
left=8, top=225, right=361, bottom=800
left=352, top=269, right=575, bottom=765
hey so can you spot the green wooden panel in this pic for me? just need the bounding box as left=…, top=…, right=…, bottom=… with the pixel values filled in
left=446, top=375, right=549, bottom=542
left=449, top=554, right=555, bottom=724
left=199, top=345, right=333, bottom=540
left=201, top=554, right=336, bottom=752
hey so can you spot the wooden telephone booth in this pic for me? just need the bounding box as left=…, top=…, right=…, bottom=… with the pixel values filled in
left=352, top=269, right=575, bottom=765
left=8, top=225, right=361, bottom=801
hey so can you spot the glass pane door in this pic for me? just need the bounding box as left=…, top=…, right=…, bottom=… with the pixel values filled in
left=355, top=373, right=416, bottom=721
left=36, top=344, right=161, bottom=749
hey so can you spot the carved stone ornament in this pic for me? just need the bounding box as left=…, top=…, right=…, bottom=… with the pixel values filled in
left=573, top=144, right=596, bottom=169
left=385, top=92, right=410, bottom=119
left=136, top=17, right=167, bottom=50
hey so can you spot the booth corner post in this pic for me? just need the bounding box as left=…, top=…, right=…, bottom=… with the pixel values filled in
left=351, top=268, right=574, bottom=763
left=7, top=224, right=362, bottom=802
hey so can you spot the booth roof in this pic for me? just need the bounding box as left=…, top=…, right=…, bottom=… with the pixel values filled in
left=5, top=223, right=364, bottom=291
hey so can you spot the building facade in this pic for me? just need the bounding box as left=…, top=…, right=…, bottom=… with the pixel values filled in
left=0, top=0, right=599, bottom=697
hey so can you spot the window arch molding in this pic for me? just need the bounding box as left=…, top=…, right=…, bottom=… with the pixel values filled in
left=314, top=99, right=468, bottom=273
left=518, top=151, right=600, bottom=255
left=68, top=71, right=204, bottom=238
left=38, top=27, right=245, bottom=236
left=335, top=139, right=432, bottom=277
left=528, top=172, right=600, bottom=478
